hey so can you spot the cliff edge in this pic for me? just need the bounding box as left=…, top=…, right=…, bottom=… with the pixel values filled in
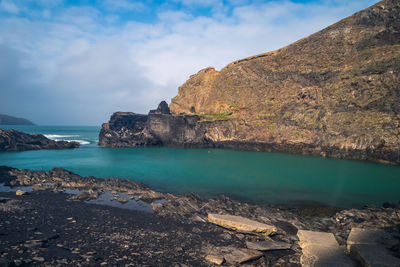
left=169, top=0, right=400, bottom=164
left=100, top=0, right=400, bottom=164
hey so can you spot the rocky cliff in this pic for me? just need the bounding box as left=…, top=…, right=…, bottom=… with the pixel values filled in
left=0, top=129, right=80, bottom=151
left=169, top=0, right=400, bottom=164
left=99, top=101, right=235, bottom=148
left=100, top=0, right=400, bottom=164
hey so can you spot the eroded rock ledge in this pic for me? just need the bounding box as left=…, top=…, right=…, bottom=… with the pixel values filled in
left=98, top=101, right=235, bottom=148
left=0, top=129, right=79, bottom=152
left=99, top=101, right=400, bottom=164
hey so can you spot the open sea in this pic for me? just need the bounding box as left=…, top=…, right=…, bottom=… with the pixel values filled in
left=1, top=125, right=400, bottom=208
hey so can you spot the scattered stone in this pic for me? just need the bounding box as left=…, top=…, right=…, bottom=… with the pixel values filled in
left=32, top=256, right=45, bottom=262
left=297, top=230, right=354, bottom=267
left=219, top=247, right=263, bottom=264
left=347, top=227, right=397, bottom=251
left=245, top=240, right=291, bottom=251
left=75, top=192, right=90, bottom=201
left=301, top=245, right=355, bottom=267
left=24, top=240, right=43, bottom=248
left=32, top=184, right=44, bottom=191
left=350, top=244, right=400, bottom=267
left=88, top=189, right=99, bottom=199
left=208, top=214, right=277, bottom=235
left=117, top=197, right=129, bottom=204
left=297, top=230, right=339, bottom=247
left=15, top=190, right=27, bottom=196
left=347, top=227, right=400, bottom=266
left=205, top=255, right=224, bottom=265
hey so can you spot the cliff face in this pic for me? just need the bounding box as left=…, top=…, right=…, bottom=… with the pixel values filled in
left=168, top=0, right=400, bottom=164
left=100, top=0, right=400, bottom=164
left=0, top=129, right=79, bottom=151
left=99, top=102, right=236, bottom=148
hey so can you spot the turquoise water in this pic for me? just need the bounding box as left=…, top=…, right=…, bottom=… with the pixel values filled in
left=1, top=125, right=400, bottom=208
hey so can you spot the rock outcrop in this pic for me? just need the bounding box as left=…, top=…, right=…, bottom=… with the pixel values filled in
left=0, top=129, right=79, bottom=152
left=98, top=103, right=235, bottom=148
left=100, top=0, right=400, bottom=164
left=168, top=0, right=400, bottom=164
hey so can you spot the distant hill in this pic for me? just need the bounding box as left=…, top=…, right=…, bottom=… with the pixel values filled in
left=0, top=114, right=35, bottom=125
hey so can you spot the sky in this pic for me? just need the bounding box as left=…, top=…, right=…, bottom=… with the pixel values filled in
left=0, top=0, right=377, bottom=125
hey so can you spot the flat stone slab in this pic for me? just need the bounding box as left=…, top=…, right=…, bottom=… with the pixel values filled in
left=347, top=227, right=397, bottom=251
left=246, top=240, right=291, bottom=251
left=301, top=245, right=355, bottom=267
left=350, top=244, right=400, bottom=267
left=205, top=255, right=224, bottom=265
left=297, top=230, right=354, bottom=267
left=218, top=247, right=263, bottom=264
left=297, top=230, right=339, bottom=248
left=207, top=214, right=277, bottom=234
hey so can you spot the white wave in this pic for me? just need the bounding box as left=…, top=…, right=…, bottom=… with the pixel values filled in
left=63, top=139, right=90, bottom=145
left=44, top=134, right=79, bottom=139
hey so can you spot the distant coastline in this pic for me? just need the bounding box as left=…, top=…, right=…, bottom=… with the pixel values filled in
left=0, top=114, right=35, bottom=125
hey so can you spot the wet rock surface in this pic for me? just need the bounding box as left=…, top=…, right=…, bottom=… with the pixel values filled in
left=0, top=166, right=399, bottom=266
left=0, top=129, right=79, bottom=152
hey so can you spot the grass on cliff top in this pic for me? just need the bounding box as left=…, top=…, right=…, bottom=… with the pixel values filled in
left=197, top=111, right=232, bottom=121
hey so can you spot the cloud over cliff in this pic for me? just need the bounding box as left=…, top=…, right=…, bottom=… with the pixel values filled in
left=0, top=0, right=376, bottom=125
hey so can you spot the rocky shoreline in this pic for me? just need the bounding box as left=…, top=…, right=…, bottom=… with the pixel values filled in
left=0, top=129, right=80, bottom=152
left=99, top=102, right=399, bottom=165
left=99, top=0, right=400, bottom=166
left=1, top=166, right=399, bottom=266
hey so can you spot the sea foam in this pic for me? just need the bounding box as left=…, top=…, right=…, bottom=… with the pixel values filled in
left=44, top=134, right=79, bottom=139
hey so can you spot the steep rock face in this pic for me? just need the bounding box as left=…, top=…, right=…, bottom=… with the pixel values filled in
left=0, top=129, right=80, bottom=151
left=169, top=0, right=400, bottom=164
left=99, top=107, right=236, bottom=148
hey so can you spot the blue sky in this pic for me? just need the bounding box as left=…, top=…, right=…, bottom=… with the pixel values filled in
left=0, top=0, right=377, bottom=125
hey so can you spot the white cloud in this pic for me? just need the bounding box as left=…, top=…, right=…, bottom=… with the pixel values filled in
left=0, top=0, right=378, bottom=125
left=100, top=0, right=145, bottom=12
left=0, top=0, right=19, bottom=14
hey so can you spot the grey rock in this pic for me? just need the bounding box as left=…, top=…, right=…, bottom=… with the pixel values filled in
left=297, top=230, right=354, bottom=267
left=117, top=197, right=129, bottom=204
left=219, top=247, right=263, bottom=264
left=0, top=129, right=79, bottom=152
left=245, top=240, right=291, bottom=251
left=347, top=227, right=398, bottom=251
left=350, top=244, right=400, bottom=267
left=208, top=213, right=277, bottom=234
